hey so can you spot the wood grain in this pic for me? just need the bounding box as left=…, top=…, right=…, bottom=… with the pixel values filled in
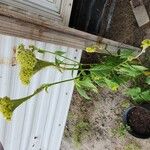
left=0, top=3, right=140, bottom=54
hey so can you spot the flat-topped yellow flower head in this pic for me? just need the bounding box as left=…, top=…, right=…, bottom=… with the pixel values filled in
left=16, top=44, right=37, bottom=69
left=141, top=39, right=150, bottom=49
left=0, top=97, right=14, bottom=121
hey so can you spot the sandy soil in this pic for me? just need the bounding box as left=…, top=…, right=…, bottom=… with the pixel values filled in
left=61, top=88, right=150, bottom=150
left=61, top=0, right=150, bottom=150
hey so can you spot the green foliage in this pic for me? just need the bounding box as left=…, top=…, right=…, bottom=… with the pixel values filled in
left=0, top=40, right=149, bottom=121
left=72, top=120, right=90, bottom=145
left=146, top=76, right=150, bottom=85
left=119, top=49, right=135, bottom=59
left=75, top=77, right=98, bottom=100
left=118, top=64, right=147, bottom=77
left=126, top=87, right=150, bottom=103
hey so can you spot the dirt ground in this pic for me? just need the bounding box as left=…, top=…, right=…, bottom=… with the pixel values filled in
left=61, top=89, right=150, bottom=150
left=61, top=0, right=150, bottom=150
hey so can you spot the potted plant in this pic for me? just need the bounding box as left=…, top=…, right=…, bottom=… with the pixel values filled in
left=123, top=105, right=150, bottom=139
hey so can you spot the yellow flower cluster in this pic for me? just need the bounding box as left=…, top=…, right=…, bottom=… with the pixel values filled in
left=16, top=44, right=37, bottom=69
left=16, top=44, right=37, bottom=85
left=141, top=39, right=150, bottom=49
left=0, top=97, right=14, bottom=121
left=19, top=68, right=33, bottom=85
left=85, top=46, right=96, bottom=53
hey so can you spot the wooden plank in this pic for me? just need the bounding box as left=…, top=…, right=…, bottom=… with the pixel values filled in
left=130, top=0, right=150, bottom=27
left=0, top=0, right=73, bottom=25
left=0, top=3, right=140, bottom=54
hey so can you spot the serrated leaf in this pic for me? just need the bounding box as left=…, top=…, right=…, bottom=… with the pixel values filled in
left=118, top=64, right=145, bottom=77
left=90, top=65, right=114, bottom=77
left=55, top=50, right=65, bottom=56
left=76, top=86, right=90, bottom=100
left=131, top=65, right=148, bottom=71
left=90, top=56, right=124, bottom=78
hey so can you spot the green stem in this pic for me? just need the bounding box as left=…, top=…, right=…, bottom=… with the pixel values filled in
left=33, top=59, right=84, bottom=72
left=13, top=77, right=79, bottom=103
left=34, top=47, right=80, bottom=64
left=133, top=47, right=146, bottom=59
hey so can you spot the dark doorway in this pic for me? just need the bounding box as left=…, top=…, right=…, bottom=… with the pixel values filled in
left=69, top=0, right=107, bottom=35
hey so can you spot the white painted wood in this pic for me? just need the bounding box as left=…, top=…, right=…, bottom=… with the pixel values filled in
left=0, top=0, right=73, bottom=25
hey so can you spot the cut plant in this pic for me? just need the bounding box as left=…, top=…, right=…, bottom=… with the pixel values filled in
left=0, top=39, right=149, bottom=121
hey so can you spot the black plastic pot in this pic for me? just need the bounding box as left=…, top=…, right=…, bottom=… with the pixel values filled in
left=123, top=105, right=150, bottom=139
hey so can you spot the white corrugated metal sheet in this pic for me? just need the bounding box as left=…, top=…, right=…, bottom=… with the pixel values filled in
left=0, top=34, right=82, bottom=150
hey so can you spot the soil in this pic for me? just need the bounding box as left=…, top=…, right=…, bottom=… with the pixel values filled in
left=61, top=0, right=150, bottom=150
left=128, top=107, right=150, bottom=137
left=61, top=89, right=150, bottom=150
left=103, top=0, right=149, bottom=47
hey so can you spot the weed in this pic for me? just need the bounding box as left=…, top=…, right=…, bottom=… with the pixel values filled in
left=112, top=123, right=130, bottom=138
left=72, top=120, right=91, bottom=145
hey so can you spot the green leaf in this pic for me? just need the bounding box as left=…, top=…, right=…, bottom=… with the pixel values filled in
left=126, top=87, right=142, bottom=102
left=111, top=73, right=129, bottom=85
left=90, top=56, right=124, bottom=78
left=55, top=58, right=63, bottom=65
left=146, top=76, right=150, bottom=85
left=54, top=58, right=63, bottom=72
left=131, top=65, right=148, bottom=71
left=92, top=77, right=106, bottom=87
left=55, top=50, right=65, bottom=56
left=126, top=87, right=141, bottom=97
left=76, top=77, right=98, bottom=93
left=126, top=88, right=150, bottom=103
left=118, top=64, right=146, bottom=77
left=76, top=86, right=90, bottom=100
left=90, top=65, right=114, bottom=77
left=119, top=49, right=134, bottom=59
left=141, top=90, right=150, bottom=101
left=104, top=77, right=119, bottom=91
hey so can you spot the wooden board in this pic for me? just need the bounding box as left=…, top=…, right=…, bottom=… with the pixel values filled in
left=0, top=0, right=73, bottom=25
left=0, top=3, right=140, bottom=54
